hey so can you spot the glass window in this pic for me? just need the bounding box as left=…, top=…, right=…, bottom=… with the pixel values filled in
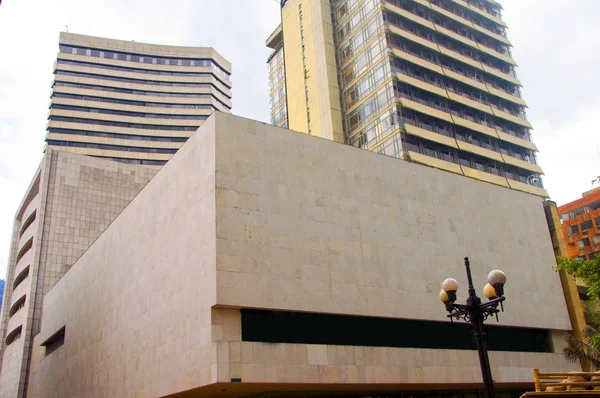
left=139, top=57, right=144, bottom=63
left=152, top=58, right=157, bottom=64
left=99, top=51, right=104, bottom=58
left=568, top=225, right=579, bottom=235
left=581, top=220, right=593, bottom=232
left=86, top=49, right=91, bottom=56
left=126, top=54, right=131, bottom=61
left=178, top=60, right=182, bottom=66
left=71, top=48, right=77, bottom=55
left=113, top=53, right=119, bottom=60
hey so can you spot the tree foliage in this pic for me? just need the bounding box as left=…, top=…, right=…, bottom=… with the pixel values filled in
left=556, top=255, right=600, bottom=355
left=556, top=255, right=600, bottom=301
left=563, top=326, right=600, bottom=368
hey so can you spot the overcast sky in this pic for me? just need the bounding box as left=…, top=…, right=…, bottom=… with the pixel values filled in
left=0, top=0, right=599, bottom=278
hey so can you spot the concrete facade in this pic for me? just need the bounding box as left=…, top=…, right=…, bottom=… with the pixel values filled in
left=0, top=150, right=157, bottom=398
left=28, top=113, right=576, bottom=398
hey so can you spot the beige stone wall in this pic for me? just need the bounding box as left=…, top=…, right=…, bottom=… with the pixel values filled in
left=29, top=118, right=219, bottom=398
left=29, top=113, right=577, bottom=397
left=0, top=150, right=157, bottom=398
left=213, top=113, right=570, bottom=331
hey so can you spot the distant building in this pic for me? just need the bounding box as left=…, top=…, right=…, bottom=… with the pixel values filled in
left=558, top=186, right=600, bottom=328
left=266, top=0, right=546, bottom=197
left=559, top=186, right=600, bottom=262
left=46, top=32, right=232, bottom=167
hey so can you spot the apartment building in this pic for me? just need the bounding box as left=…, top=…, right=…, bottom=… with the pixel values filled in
left=267, top=0, right=546, bottom=197
left=559, top=186, right=600, bottom=262
left=47, top=32, right=232, bottom=167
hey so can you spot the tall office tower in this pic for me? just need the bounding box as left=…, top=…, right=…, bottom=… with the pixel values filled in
left=47, top=32, right=232, bottom=168
left=267, top=26, right=288, bottom=128
left=267, top=0, right=546, bottom=197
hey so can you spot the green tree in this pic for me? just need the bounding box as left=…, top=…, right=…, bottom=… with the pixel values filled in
left=557, top=256, right=600, bottom=302
left=556, top=256, right=600, bottom=366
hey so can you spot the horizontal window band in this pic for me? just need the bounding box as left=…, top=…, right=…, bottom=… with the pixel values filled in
left=52, top=93, right=215, bottom=110
left=51, top=104, right=209, bottom=120
left=60, top=44, right=231, bottom=76
left=48, top=128, right=188, bottom=142
left=46, top=140, right=179, bottom=154
left=53, top=81, right=231, bottom=110
left=55, top=70, right=232, bottom=100
left=49, top=116, right=199, bottom=131
left=241, top=309, right=551, bottom=353
left=57, top=59, right=231, bottom=89
left=91, top=156, right=167, bottom=166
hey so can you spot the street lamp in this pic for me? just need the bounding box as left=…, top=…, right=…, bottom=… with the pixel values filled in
left=439, top=257, right=507, bottom=398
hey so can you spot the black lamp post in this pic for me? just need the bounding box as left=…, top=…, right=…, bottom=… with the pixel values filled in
left=439, top=257, right=507, bottom=398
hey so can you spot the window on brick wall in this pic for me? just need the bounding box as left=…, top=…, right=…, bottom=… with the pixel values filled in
left=581, top=220, right=593, bottom=235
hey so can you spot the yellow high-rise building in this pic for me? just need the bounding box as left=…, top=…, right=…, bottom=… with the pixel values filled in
left=267, top=0, right=546, bottom=197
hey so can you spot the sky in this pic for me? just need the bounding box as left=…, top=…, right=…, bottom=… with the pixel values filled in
left=0, top=0, right=599, bottom=278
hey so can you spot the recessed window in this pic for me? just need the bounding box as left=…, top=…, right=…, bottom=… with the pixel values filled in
left=42, top=327, right=66, bottom=356
left=9, top=295, right=26, bottom=317
left=578, top=238, right=591, bottom=249
left=16, top=238, right=33, bottom=264
left=6, top=326, right=22, bottom=346
left=19, top=211, right=36, bottom=238
left=13, top=265, right=30, bottom=290
left=581, top=220, right=593, bottom=232
left=568, top=225, right=579, bottom=235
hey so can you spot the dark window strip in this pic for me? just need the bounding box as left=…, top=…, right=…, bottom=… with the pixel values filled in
left=47, top=140, right=178, bottom=154
left=48, top=128, right=188, bottom=143
left=52, top=104, right=209, bottom=120
left=50, top=116, right=198, bottom=131
left=55, top=70, right=232, bottom=100
left=59, top=44, right=231, bottom=77
left=53, top=81, right=231, bottom=110
left=57, top=59, right=231, bottom=89
left=241, top=309, right=551, bottom=353
left=91, top=156, right=168, bottom=166
left=52, top=92, right=215, bottom=110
